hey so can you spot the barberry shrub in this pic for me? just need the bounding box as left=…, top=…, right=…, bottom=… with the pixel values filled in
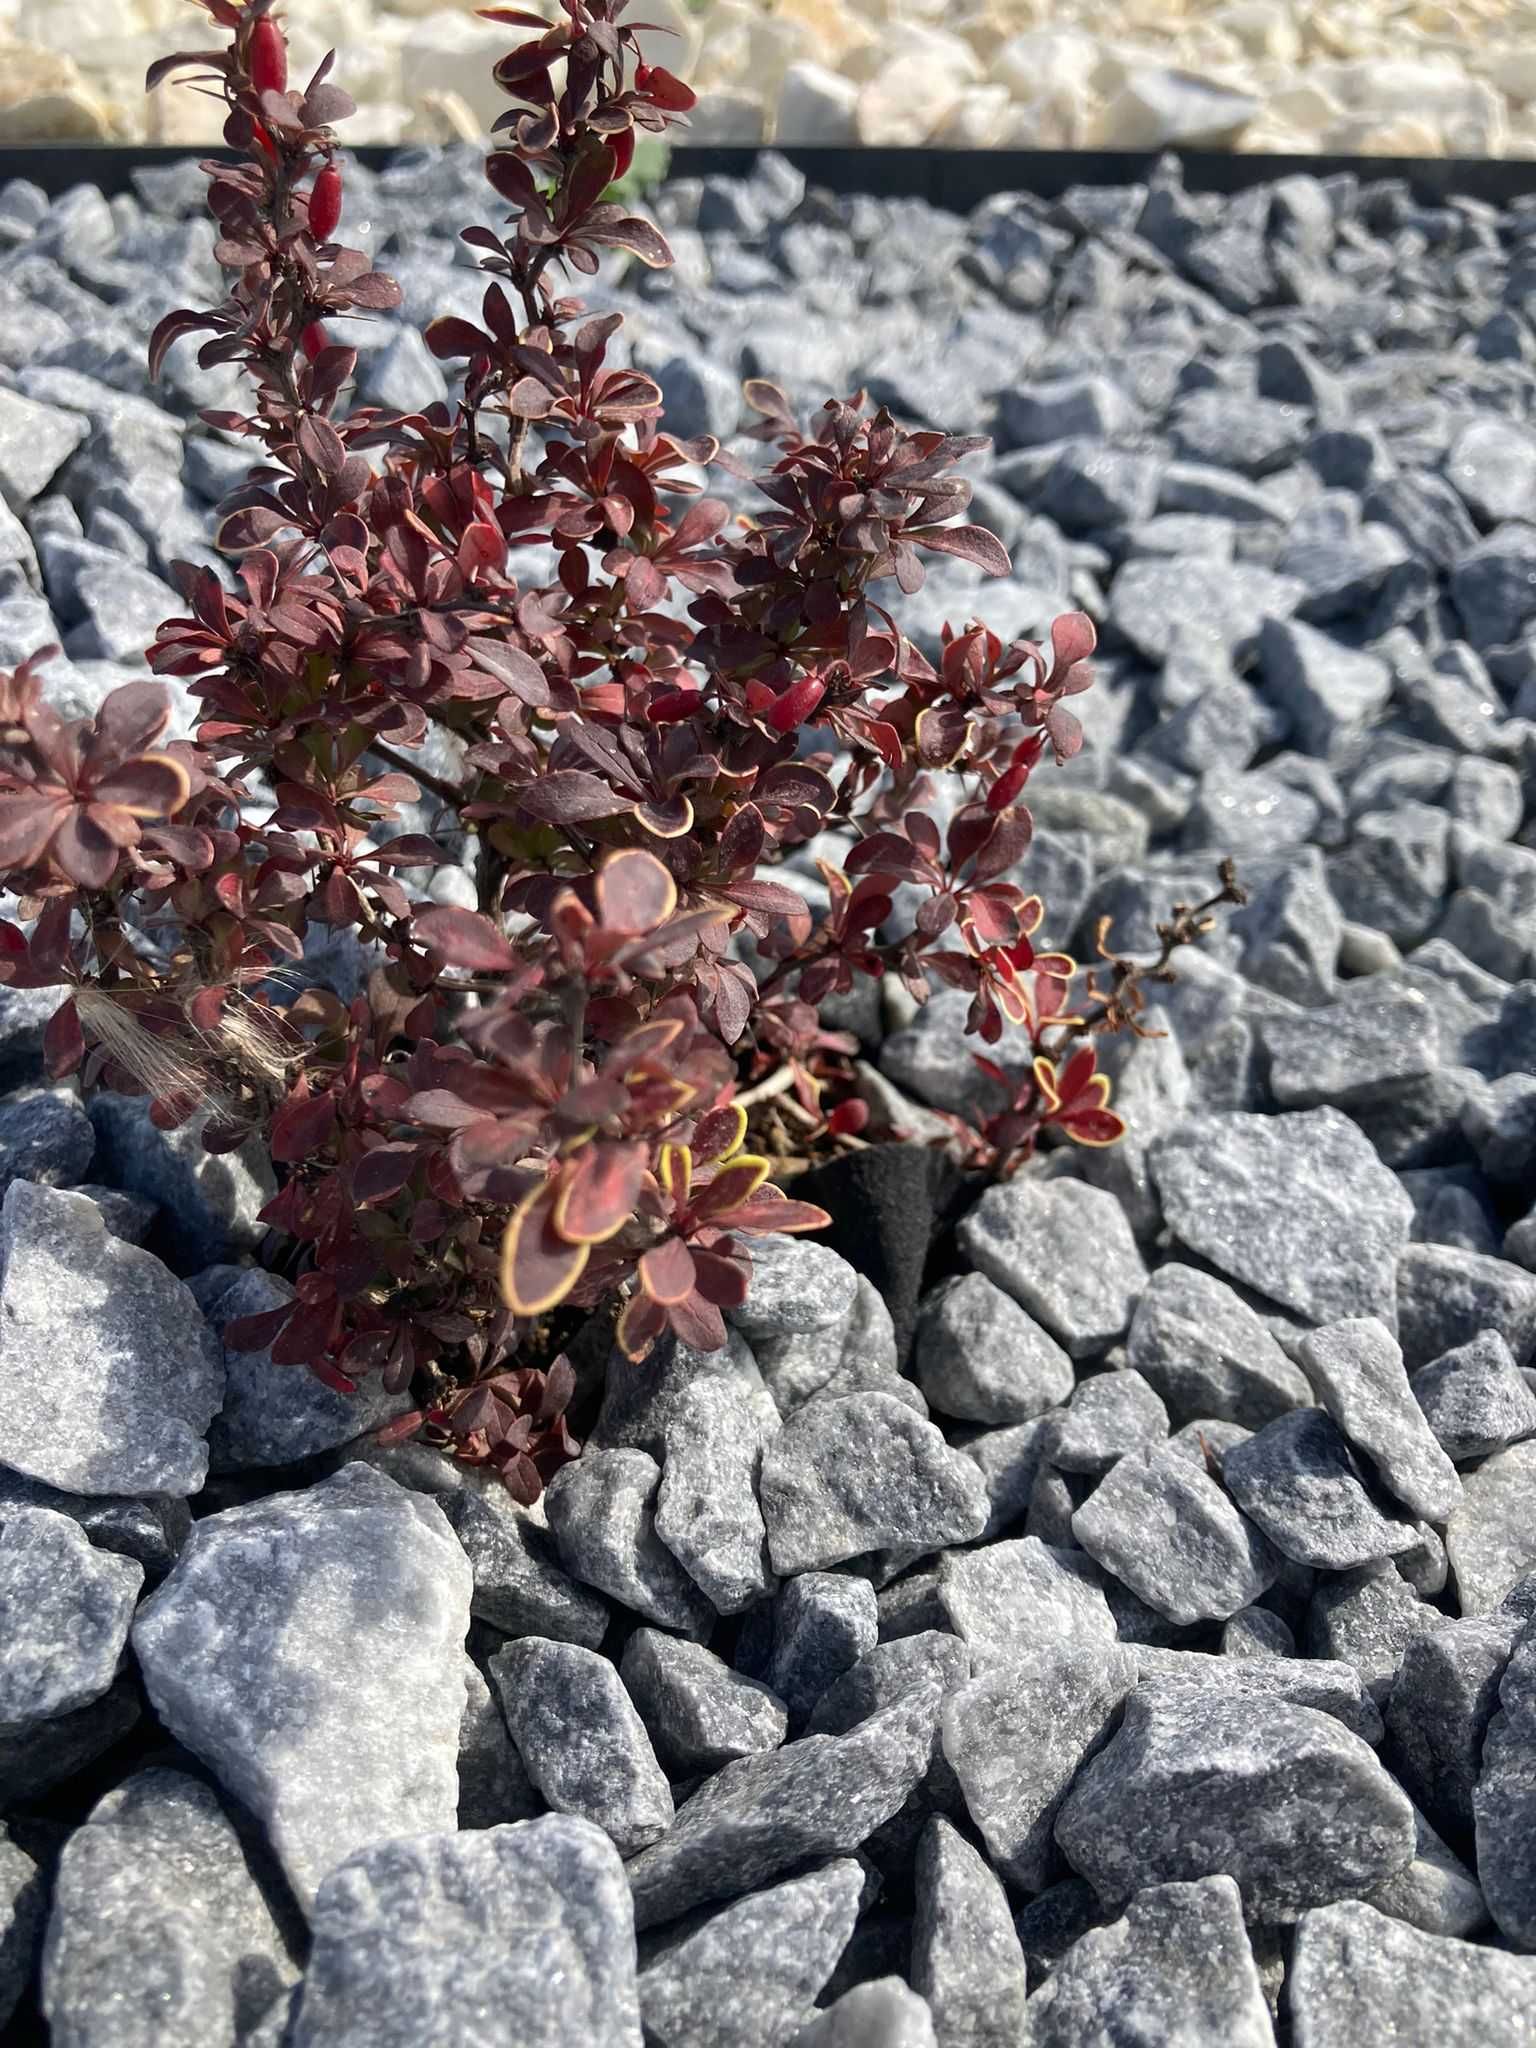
left=0, top=0, right=1143, bottom=1499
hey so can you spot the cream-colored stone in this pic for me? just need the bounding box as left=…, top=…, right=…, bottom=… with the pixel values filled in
left=776, top=59, right=862, bottom=144
left=403, top=87, right=484, bottom=143
left=400, top=8, right=531, bottom=132
left=932, top=82, right=1017, bottom=146
left=0, top=83, right=115, bottom=142
left=687, top=89, right=767, bottom=142
left=991, top=27, right=1099, bottom=99
left=857, top=39, right=981, bottom=144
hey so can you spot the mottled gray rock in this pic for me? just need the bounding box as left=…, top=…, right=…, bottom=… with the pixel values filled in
left=1473, top=1620, right=1536, bottom=1951
left=911, top=1818, right=1028, bottom=2048
left=1126, top=1264, right=1312, bottom=1427
left=1221, top=1606, right=1296, bottom=1659
left=1050, top=1370, right=1168, bottom=1474
left=759, top=1393, right=988, bottom=1575
left=938, top=1536, right=1117, bottom=1674
left=41, top=1767, right=299, bottom=2048
left=768, top=1572, right=878, bottom=1726
left=620, top=1630, right=787, bottom=1777
left=0, top=1180, right=223, bottom=1496
left=654, top=1376, right=774, bottom=1614
left=942, top=1638, right=1138, bottom=1890
left=958, top=1179, right=1147, bottom=1358
left=1446, top=1441, right=1536, bottom=1613
left=544, top=1448, right=715, bottom=1635
left=1024, top=1877, right=1274, bottom=2048
left=1397, top=1244, right=1536, bottom=1369
left=1223, top=1409, right=1420, bottom=1570
left=1258, top=613, right=1392, bottom=759
left=0, top=385, right=89, bottom=508
left=1106, top=558, right=1304, bottom=665
left=637, top=1860, right=864, bottom=2048
left=1055, top=1691, right=1415, bottom=1920
left=0, top=1677, right=140, bottom=1810
left=132, top=1464, right=472, bottom=1913
left=1134, top=1644, right=1382, bottom=1742
left=207, top=1270, right=409, bottom=1472
left=591, top=1327, right=774, bottom=1456
left=291, top=1817, right=642, bottom=2048
left=807, top=1632, right=972, bottom=1737
left=625, top=1685, right=941, bottom=1931
left=1362, top=1802, right=1487, bottom=1939
left=1297, top=1317, right=1461, bottom=1522
left=458, top=1657, right=541, bottom=1830
left=1151, top=1110, right=1413, bottom=1326
left=1230, top=849, right=1342, bottom=1007
left=0, top=1089, right=93, bottom=1192
left=1411, top=1332, right=1536, bottom=1462
left=0, top=1828, right=40, bottom=2034
left=1386, top=1613, right=1523, bottom=1835
left=729, top=1235, right=858, bottom=1341
left=1304, top=1566, right=1441, bottom=1708
left=437, top=1485, right=608, bottom=1647
left=791, top=1979, right=937, bottom=2046
left=752, top=1278, right=918, bottom=1420
left=1286, top=1899, right=1536, bottom=2048
left=1330, top=804, right=1454, bottom=947
left=1262, top=987, right=1440, bottom=1111
left=86, top=1096, right=275, bottom=1269
left=962, top=1416, right=1059, bottom=1541
left=0, top=1505, right=142, bottom=1732
left=1072, top=1439, right=1281, bottom=1625
left=490, top=1637, right=672, bottom=1857
left=912, top=1273, right=1074, bottom=1424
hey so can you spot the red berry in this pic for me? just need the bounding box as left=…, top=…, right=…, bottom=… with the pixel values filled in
left=609, top=128, right=635, bottom=182
left=766, top=674, right=825, bottom=733
left=299, top=321, right=329, bottom=362
left=309, top=162, right=343, bottom=242
left=248, top=16, right=288, bottom=98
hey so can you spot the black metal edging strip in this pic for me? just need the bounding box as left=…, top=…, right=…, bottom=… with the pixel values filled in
left=1, top=141, right=1534, bottom=210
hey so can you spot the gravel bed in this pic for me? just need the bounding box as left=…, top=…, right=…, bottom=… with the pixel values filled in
left=3, top=145, right=1536, bottom=2043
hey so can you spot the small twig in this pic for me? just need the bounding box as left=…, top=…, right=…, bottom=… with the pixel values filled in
left=734, top=1063, right=799, bottom=1111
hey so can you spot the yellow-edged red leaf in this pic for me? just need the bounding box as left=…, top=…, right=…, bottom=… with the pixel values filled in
left=501, top=1174, right=589, bottom=1315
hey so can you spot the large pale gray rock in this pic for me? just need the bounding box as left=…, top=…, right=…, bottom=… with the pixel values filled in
left=491, top=1638, right=672, bottom=1857
left=132, top=1464, right=472, bottom=1913
left=41, top=1767, right=300, bottom=2048
left=1150, top=1109, right=1413, bottom=1325
left=942, top=1638, right=1138, bottom=1890
left=1287, top=1899, right=1536, bottom=2047
left=958, top=1179, right=1147, bottom=1357
left=1055, top=1691, right=1416, bottom=1920
left=1222, top=1410, right=1420, bottom=1570
left=1024, top=1877, right=1275, bottom=2048
left=1133, top=1645, right=1382, bottom=1742
left=654, top=1375, right=774, bottom=1614
left=544, top=1448, right=715, bottom=1635
left=625, top=1684, right=942, bottom=1931
left=938, top=1537, right=1117, bottom=1673
left=759, top=1393, right=988, bottom=1575
left=911, top=1817, right=1028, bottom=2048
left=1297, top=1317, right=1462, bottom=1522
left=291, top=1817, right=642, bottom=2048
left=0, top=1180, right=223, bottom=1496
left=1446, top=1441, right=1536, bottom=1613
left=729, top=1235, right=857, bottom=1340
left=1126, top=1263, right=1311, bottom=1427
left=913, top=1272, right=1074, bottom=1424
left=0, top=1505, right=142, bottom=1733
left=207, top=1271, right=410, bottom=1471
left=637, top=1860, right=863, bottom=2048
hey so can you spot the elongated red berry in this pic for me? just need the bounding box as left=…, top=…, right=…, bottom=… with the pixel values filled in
left=766, top=673, right=825, bottom=733
left=299, top=321, right=329, bottom=362
left=609, top=128, right=636, bottom=182
left=309, top=162, right=343, bottom=242
left=249, top=16, right=288, bottom=97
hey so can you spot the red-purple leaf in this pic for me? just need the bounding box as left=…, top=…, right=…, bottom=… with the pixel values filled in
left=414, top=907, right=520, bottom=972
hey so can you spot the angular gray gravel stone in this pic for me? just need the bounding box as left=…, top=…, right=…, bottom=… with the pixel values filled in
left=0, top=1089, right=93, bottom=1191
left=620, top=1630, right=787, bottom=1777
left=942, top=1637, right=1138, bottom=1890
left=1071, top=1439, right=1281, bottom=1625
left=1361, top=1802, right=1487, bottom=1940
left=751, top=1274, right=917, bottom=1419
left=132, top=1463, right=472, bottom=1913
left=1385, top=1613, right=1523, bottom=1836
left=1222, top=1606, right=1297, bottom=1659
left=1126, top=1263, right=1312, bottom=1427
left=1297, top=1317, right=1462, bottom=1521
left=912, top=1273, right=1074, bottom=1425
left=290, top=1817, right=642, bottom=2048
left=1328, top=803, right=1453, bottom=947
left=1152, top=1109, right=1413, bottom=1327
left=0, top=1505, right=142, bottom=1732
left=86, top=1095, right=275, bottom=1269
left=938, top=1535, right=1116, bottom=1675
left=1473, top=1619, right=1536, bottom=1951
left=962, top=1416, right=1059, bottom=1541
left=729, top=1235, right=858, bottom=1341
left=1106, top=557, right=1304, bottom=665
left=1258, top=613, right=1392, bottom=759
left=958, top=1179, right=1147, bottom=1358
left=1223, top=1409, right=1420, bottom=1571
left=0, top=1828, right=41, bottom=2034
left=1049, top=1370, right=1169, bottom=1474
left=0, top=1179, right=224, bottom=1496
left=768, top=1572, right=878, bottom=1726
left=792, top=1979, right=937, bottom=2046
left=490, top=1638, right=673, bottom=1857
left=807, top=1632, right=972, bottom=1738
left=654, top=1376, right=774, bottom=1615
left=1303, top=1566, right=1441, bottom=1707
left=625, top=1684, right=942, bottom=1931
left=1262, top=987, right=1441, bottom=1111
left=458, top=1658, right=540, bottom=1831
left=0, top=386, right=89, bottom=508
left=911, top=1817, right=1029, bottom=2048
left=637, top=1860, right=864, bottom=2048
left=759, top=1393, right=988, bottom=1575
left=1411, top=1331, right=1536, bottom=1462
left=591, top=1327, right=775, bottom=1456
left=1286, top=1899, right=1536, bottom=2048
left=437, top=1485, right=608, bottom=1647
left=1024, top=1877, right=1274, bottom=2048
left=1055, top=1691, right=1415, bottom=1920
left=1133, top=1645, right=1382, bottom=1742
left=41, top=1766, right=300, bottom=2048
left=1446, top=1441, right=1536, bottom=1613
left=1397, top=1244, right=1536, bottom=1369
left=206, top=1270, right=410, bottom=1472
left=544, top=1448, right=715, bottom=1635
